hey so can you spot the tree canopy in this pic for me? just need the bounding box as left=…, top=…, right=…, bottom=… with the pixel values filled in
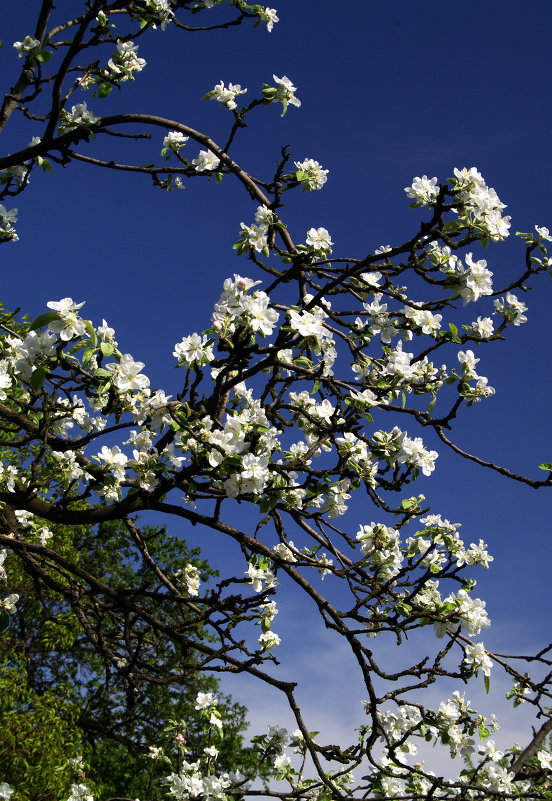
left=1, top=2, right=552, bottom=801
left=1, top=513, right=259, bottom=801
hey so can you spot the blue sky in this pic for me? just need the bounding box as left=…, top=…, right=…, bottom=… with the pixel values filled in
left=2, top=0, right=552, bottom=764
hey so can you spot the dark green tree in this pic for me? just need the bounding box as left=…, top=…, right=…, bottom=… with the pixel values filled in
left=1, top=515, right=261, bottom=801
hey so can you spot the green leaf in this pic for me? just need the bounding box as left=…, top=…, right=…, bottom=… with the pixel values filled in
left=98, top=82, right=113, bottom=98
left=28, top=311, right=58, bottom=331
left=539, top=463, right=552, bottom=471
left=0, top=611, right=9, bottom=632
left=36, top=49, right=51, bottom=63
left=84, top=319, right=97, bottom=346
left=68, top=341, right=86, bottom=355
left=215, top=172, right=223, bottom=184
left=449, top=323, right=458, bottom=336
left=100, top=341, right=115, bottom=357
left=478, top=724, right=490, bottom=741
left=93, top=368, right=112, bottom=378
left=30, top=367, right=46, bottom=392
left=40, top=158, right=53, bottom=175
left=442, top=220, right=463, bottom=232
left=484, top=674, right=491, bottom=694
left=426, top=395, right=436, bottom=413
left=82, top=347, right=95, bottom=365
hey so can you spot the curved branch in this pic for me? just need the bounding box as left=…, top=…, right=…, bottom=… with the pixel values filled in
left=434, top=425, right=552, bottom=488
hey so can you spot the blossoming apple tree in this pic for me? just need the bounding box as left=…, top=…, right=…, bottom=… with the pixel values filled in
left=1, top=2, right=552, bottom=800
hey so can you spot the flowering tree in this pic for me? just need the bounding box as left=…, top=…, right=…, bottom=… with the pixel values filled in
left=1, top=2, right=552, bottom=800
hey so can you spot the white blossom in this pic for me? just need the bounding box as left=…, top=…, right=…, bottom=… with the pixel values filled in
left=535, top=225, right=552, bottom=241
left=59, top=102, right=100, bottom=131
left=13, top=36, right=40, bottom=56
left=259, top=8, right=279, bottom=32
left=66, top=784, right=94, bottom=801
left=258, top=630, right=281, bottom=650
left=162, top=131, right=189, bottom=153
left=239, top=222, right=268, bottom=252
left=494, top=292, right=528, bottom=326
left=306, top=226, right=333, bottom=252
left=174, top=333, right=214, bottom=368
left=47, top=298, right=87, bottom=340
left=0, top=205, right=18, bottom=242
left=106, top=353, right=150, bottom=392
left=471, top=316, right=494, bottom=338
left=107, top=40, right=146, bottom=81
left=463, top=642, right=493, bottom=676
left=1, top=593, right=19, bottom=614
left=209, top=80, right=247, bottom=110
left=404, top=175, right=439, bottom=205
left=269, top=75, right=301, bottom=114
left=295, top=158, right=329, bottom=191
left=192, top=149, right=220, bottom=172
left=195, top=691, right=218, bottom=709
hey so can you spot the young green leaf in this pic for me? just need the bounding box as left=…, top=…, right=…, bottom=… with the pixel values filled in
left=28, top=311, right=59, bottom=331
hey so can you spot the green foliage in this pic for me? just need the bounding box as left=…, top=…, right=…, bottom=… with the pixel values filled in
left=1, top=518, right=261, bottom=799
left=0, top=663, right=81, bottom=801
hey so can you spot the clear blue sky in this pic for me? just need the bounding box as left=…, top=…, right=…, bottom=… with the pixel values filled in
left=2, top=0, right=552, bottom=757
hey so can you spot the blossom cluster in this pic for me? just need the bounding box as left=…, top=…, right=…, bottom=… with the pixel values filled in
left=0, top=547, right=18, bottom=618
left=450, top=167, right=511, bottom=241
left=0, top=243, right=525, bottom=536
left=211, top=272, right=279, bottom=339
left=162, top=131, right=189, bottom=157
left=13, top=35, right=41, bottom=57
left=175, top=563, right=201, bottom=596
left=262, top=75, right=301, bottom=115
left=405, top=168, right=511, bottom=242
left=204, top=80, right=247, bottom=110
left=287, top=292, right=336, bottom=374
left=361, top=690, right=517, bottom=797
left=0, top=206, right=18, bottom=243
left=58, top=102, right=100, bottom=133
left=137, top=0, right=174, bottom=30
left=81, top=39, right=146, bottom=93
left=294, top=158, right=329, bottom=191
left=107, top=40, right=146, bottom=81
left=163, top=692, right=248, bottom=800
left=372, top=425, right=438, bottom=477
left=236, top=205, right=275, bottom=254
